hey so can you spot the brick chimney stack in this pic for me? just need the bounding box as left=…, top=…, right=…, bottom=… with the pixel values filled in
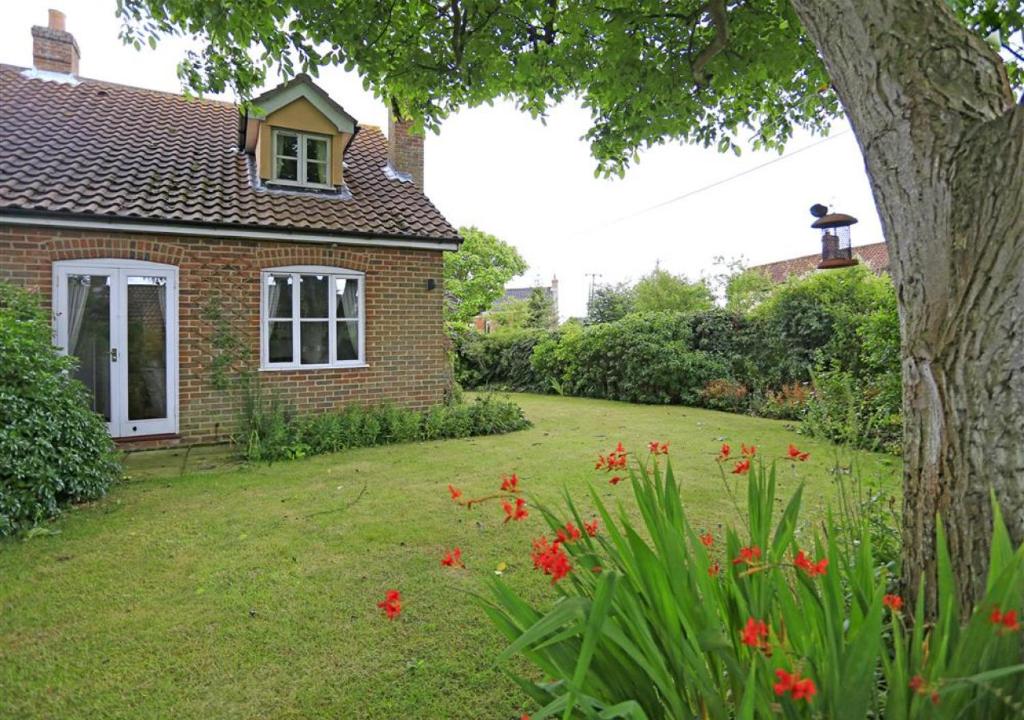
left=387, top=112, right=425, bottom=191
left=32, top=9, right=80, bottom=75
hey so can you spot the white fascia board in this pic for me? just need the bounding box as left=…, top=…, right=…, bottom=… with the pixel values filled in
left=0, top=214, right=460, bottom=251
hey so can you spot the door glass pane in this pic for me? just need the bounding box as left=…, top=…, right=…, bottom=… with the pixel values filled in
left=300, top=322, right=329, bottom=364
left=268, top=321, right=293, bottom=363
left=335, top=278, right=359, bottom=318
left=299, top=275, right=328, bottom=318
left=126, top=276, right=168, bottom=421
left=66, top=274, right=111, bottom=422
left=337, top=321, right=359, bottom=361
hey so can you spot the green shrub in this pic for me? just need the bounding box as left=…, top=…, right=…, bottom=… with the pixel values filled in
left=238, top=390, right=531, bottom=462
left=0, top=282, right=120, bottom=536
left=453, top=328, right=550, bottom=391
left=482, top=452, right=1024, bottom=719
left=803, top=368, right=902, bottom=453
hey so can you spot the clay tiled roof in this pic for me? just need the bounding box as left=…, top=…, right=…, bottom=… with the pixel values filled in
left=751, top=241, right=890, bottom=283
left=0, top=64, right=459, bottom=244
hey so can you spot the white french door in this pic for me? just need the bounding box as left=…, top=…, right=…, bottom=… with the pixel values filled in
left=53, top=259, right=179, bottom=438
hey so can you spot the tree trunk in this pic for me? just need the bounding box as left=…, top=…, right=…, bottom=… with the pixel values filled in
left=789, top=0, right=1024, bottom=614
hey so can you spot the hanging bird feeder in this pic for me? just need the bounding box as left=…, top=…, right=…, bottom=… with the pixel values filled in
left=810, top=204, right=859, bottom=269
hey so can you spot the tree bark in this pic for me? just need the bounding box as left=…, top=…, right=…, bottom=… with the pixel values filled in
left=788, top=0, right=1024, bottom=614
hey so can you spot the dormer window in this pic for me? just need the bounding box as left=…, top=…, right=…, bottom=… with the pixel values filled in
left=272, top=129, right=331, bottom=188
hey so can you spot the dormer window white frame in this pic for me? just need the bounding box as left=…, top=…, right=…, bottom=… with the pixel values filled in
left=271, top=128, right=332, bottom=189
left=260, top=265, right=366, bottom=371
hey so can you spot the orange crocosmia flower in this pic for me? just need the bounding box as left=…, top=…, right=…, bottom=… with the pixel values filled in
left=585, top=519, right=599, bottom=537
left=883, top=594, right=903, bottom=612
left=909, top=675, right=925, bottom=693
left=794, top=550, right=829, bottom=577
left=377, top=590, right=402, bottom=620
left=699, top=532, right=714, bottom=548
left=740, top=617, right=770, bottom=649
left=595, top=454, right=607, bottom=470
left=708, top=561, right=721, bottom=577
left=500, top=473, right=520, bottom=492
left=990, top=606, right=1021, bottom=632
left=787, top=443, right=810, bottom=461
left=530, top=536, right=572, bottom=583
left=648, top=441, right=669, bottom=455
left=732, top=545, right=762, bottom=566
left=774, top=669, right=816, bottom=702
left=556, top=522, right=582, bottom=544
left=609, top=475, right=623, bottom=485
left=741, top=443, right=757, bottom=458
left=441, top=547, right=463, bottom=568
left=448, top=484, right=462, bottom=501
left=503, top=497, right=529, bottom=523
left=717, top=443, right=731, bottom=461
left=731, top=459, right=751, bottom=475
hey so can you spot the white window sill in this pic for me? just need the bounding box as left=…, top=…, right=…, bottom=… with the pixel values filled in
left=260, top=362, right=369, bottom=372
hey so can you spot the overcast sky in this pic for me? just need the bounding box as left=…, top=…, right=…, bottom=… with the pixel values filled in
left=2, top=2, right=886, bottom=318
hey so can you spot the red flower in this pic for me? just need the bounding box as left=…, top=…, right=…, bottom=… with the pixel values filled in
left=774, top=669, right=816, bottom=702
left=500, top=473, right=520, bottom=492
left=909, top=675, right=925, bottom=693
left=448, top=484, right=462, bottom=501
left=596, top=442, right=628, bottom=473
left=699, top=532, right=714, bottom=548
left=732, top=545, right=762, bottom=566
left=990, top=606, right=1021, bottom=632
left=441, top=547, right=463, bottom=568
left=909, top=675, right=939, bottom=704
left=731, top=459, right=751, bottom=475
left=503, top=497, right=529, bottom=523
left=585, top=519, right=599, bottom=537
left=556, top=521, right=582, bottom=544
left=717, top=443, right=731, bottom=461
left=787, top=443, right=810, bottom=461
left=377, top=590, right=402, bottom=620
left=708, top=561, right=721, bottom=577
left=883, top=594, right=903, bottom=612
left=648, top=440, right=669, bottom=455
left=530, top=536, right=572, bottom=583
left=794, top=550, right=829, bottom=577
left=740, top=617, right=769, bottom=649
left=609, top=475, right=623, bottom=485
left=741, top=443, right=757, bottom=458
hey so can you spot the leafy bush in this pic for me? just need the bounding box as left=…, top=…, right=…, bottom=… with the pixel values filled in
left=754, top=382, right=812, bottom=420
left=453, top=328, right=549, bottom=391
left=700, top=378, right=750, bottom=413
left=803, top=368, right=902, bottom=453
left=0, top=282, right=120, bottom=536
left=238, top=390, right=531, bottom=462
left=536, top=312, right=729, bottom=405
left=481, top=450, right=1024, bottom=719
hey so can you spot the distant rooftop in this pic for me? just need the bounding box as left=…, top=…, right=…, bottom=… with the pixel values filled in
left=751, top=241, right=889, bottom=283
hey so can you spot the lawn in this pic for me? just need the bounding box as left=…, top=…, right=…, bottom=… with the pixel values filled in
left=0, top=394, right=899, bottom=719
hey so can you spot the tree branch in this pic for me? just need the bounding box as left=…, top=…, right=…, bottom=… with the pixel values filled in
left=692, top=0, right=729, bottom=85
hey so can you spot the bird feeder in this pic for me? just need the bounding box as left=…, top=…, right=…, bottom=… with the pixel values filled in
left=810, top=204, right=859, bottom=269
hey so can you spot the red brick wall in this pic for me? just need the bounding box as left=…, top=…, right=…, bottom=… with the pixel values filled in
left=0, top=224, right=451, bottom=447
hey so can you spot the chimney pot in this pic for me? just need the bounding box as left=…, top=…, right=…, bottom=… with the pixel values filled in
left=48, top=9, right=66, bottom=31
left=387, top=111, right=425, bottom=191
left=32, top=8, right=80, bottom=75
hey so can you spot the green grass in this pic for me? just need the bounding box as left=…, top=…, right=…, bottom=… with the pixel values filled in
left=0, top=394, right=899, bottom=719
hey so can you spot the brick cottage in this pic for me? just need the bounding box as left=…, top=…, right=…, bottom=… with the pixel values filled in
left=0, top=11, right=461, bottom=447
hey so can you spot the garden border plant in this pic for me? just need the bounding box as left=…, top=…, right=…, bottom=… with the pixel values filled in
left=376, top=438, right=1023, bottom=719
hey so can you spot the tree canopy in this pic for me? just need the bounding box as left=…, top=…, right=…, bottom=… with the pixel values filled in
left=633, top=268, right=714, bottom=315
left=443, top=226, right=527, bottom=325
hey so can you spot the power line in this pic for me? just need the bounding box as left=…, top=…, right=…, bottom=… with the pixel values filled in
left=572, top=130, right=850, bottom=238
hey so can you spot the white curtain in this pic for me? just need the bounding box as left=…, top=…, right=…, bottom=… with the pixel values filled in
left=267, top=275, right=283, bottom=318
left=66, top=275, right=90, bottom=353
left=338, top=278, right=360, bottom=354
